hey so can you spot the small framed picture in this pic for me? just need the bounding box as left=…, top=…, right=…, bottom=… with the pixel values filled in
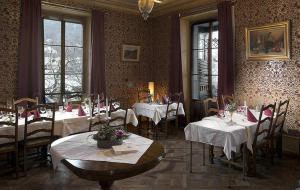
left=245, top=21, right=290, bottom=60
left=122, top=44, right=141, bottom=62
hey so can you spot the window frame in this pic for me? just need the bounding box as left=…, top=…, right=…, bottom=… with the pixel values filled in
left=190, top=19, right=219, bottom=101
left=42, top=15, right=86, bottom=103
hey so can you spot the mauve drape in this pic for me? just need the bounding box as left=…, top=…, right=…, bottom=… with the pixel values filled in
left=90, top=10, right=106, bottom=96
left=17, top=0, right=42, bottom=100
left=169, top=14, right=183, bottom=95
left=217, top=1, right=234, bottom=99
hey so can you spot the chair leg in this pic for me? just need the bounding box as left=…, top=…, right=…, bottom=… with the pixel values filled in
left=23, top=147, right=27, bottom=176
left=190, top=141, right=193, bottom=173
left=15, top=151, right=18, bottom=178
left=276, top=135, right=283, bottom=159
left=165, top=122, right=168, bottom=138
left=209, top=145, right=214, bottom=164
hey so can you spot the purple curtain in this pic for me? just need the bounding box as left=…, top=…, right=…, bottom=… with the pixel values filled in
left=217, top=1, right=234, bottom=99
left=169, top=14, right=183, bottom=95
left=90, top=10, right=106, bottom=96
left=17, top=0, right=42, bottom=100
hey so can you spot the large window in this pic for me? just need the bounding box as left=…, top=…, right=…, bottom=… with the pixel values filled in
left=191, top=21, right=218, bottom=100
left=43, top=18, right=84, bottom=103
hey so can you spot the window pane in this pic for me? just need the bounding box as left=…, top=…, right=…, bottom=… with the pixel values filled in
left=211, top=48, right=218, bottom=75
left=44, top=45, right=61, bottom=74
left=192, top=75, right=209, bottom=99
left=192, top=50, right=208, bottom=75
left=193, top=23, right=209, bottom=49
left=44, top=19, right=61, bottom=45
left=65, top=74, right=82, bottom=93
left=65, top=47, right=83, bottom=74
left=212, top=76, right=218, bottom=97
left=65, top=22, right=83, bottom=47
left=45, top=74, right=61, bottom=94
left=45, top=94, right=60, bottom=103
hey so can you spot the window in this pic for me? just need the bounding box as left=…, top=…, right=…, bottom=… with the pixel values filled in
left=191, top=21, right=218, bottom=100
left=43, top=18, right=84, bottom=103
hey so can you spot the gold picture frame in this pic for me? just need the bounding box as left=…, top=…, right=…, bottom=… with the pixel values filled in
left=122, top=44, right=141, bottom=62
left=245, top=21, right=290, bottom=60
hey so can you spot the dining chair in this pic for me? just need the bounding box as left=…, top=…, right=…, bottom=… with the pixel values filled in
left=156, top=92, right=182, bottom=139
left=91, top=96, right=106, bottom=117
left=108, top=108, right=128, bottom=130
left=202, top=97, right=220, bottom=164
left=249, top=102, right=276, bottom=175
left=89, top=115, right=108, bottom=132
left=109, top=98, right=121, bottom=116
left=222, top=94, right=234, bottom=107
left=23, top=104, right=55, bottom=175
left=203, top=97, right=219, bottom=116
left=138, top=88, right=150, bottom=103
left=271, top=99, right=289, bottom=159
left=64, top=94, right=83, bottom=108
left=13, top=97, right=38, bottom=108
left=0, top=107, right=19, bottom=178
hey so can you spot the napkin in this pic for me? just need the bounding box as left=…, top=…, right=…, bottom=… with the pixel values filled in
left=21, top=110, right=31, bottom=118
left=33, top=110, right=40, bottom=119
left=112, top=144, right=138, bottom=155
left=162, top=95, right=169, bottom=104
left=264, top=109, right=273, bottom=116
left=66, top=103, right=72, bottom=112
left=77, top=105, right=86, bottom=116
left=247, top=109, right=257, bottom=122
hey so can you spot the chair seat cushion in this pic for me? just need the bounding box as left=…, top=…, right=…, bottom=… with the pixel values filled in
left=25, top=137, right=52, bottom=148
left=0, top=144, right=16, bottom=153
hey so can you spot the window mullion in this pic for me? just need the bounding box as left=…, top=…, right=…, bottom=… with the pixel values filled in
left=61, top=20, right=66, bottom=103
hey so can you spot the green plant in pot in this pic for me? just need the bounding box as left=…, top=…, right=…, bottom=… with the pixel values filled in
left=93, top=124, right=129, bottom=149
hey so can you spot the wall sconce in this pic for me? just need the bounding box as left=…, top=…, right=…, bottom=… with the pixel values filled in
left=148, top=82, right=154, bottom=97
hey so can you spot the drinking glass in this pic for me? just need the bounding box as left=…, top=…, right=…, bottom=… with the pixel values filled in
left=17, top=106, right=24, bottom=118
left=59, top=106, right=64, bottom=112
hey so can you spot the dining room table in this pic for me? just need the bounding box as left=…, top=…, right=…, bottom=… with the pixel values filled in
left=184, top=109, right=287, bottom=176
left=50, top=131, right=165, bottom=190
left=132, top=102, right=185, bottom=125
left=0, top=107, right=138, bottom=144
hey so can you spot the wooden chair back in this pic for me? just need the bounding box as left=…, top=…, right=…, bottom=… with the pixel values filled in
left=165, top=92, right=182, bottom=120
left=203, top=97, right=219, bottom=117
left=13, top=97, right=38, bottom=108
left=138, top=89, right=150, bottom=103
left=108, top=108, right=128, bottom=129
left=64, top=94, right=82, bottom=107
left=253, top=103, right=276, bottom=147
left=89, top=116, right=108, bottom=132
left=90, top=94, right=106, bottom=117
left=272, top=99, right=289, bottom=136
left=222, top=94, right=234, bottom=107
left=0, top=107, right=18, bottom=149
left=24, top=104, right=55, bottom=143
left=109, top=98, right=121, bottom=116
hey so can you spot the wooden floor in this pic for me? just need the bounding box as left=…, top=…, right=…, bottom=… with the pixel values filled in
left=0, top=129, right=299, bottom=190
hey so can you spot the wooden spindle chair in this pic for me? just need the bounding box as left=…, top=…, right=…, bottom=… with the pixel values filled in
left=109, top=98, right=121, bottom=116
left=23, top=104, right=55, bottom=175
left=0, top=107, right=19, bottom=177
left=13, top=97, right=38, bottom=109
left=222, top=94, right=234, bottom=108
left=108, top=108, right=128, bottom=130
left=138, top=89, right=150, bottom=103
left=271, top=99, right=289, bottom=159
left=249, top=102, right=276, bottom=175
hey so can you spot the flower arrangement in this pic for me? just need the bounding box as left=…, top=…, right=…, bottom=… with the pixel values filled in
left=93, top=124, right=129, bottom=148
left=225, top=102, right=237, bottom=113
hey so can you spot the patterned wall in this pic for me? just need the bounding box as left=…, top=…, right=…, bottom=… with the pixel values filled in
left=234, top=0, right=300, bottom=129
left=0, top=0, right=20, bottom=103
left=0, top=0, right=152, bottom=107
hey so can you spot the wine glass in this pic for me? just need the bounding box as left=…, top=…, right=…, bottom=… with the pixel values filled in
left=17, top=106, right=24, bottom=118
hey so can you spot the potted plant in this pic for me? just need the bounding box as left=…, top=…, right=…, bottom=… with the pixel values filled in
left=225, top=102, right=237, bottom=122
left=93, top=124, right=129, bottom=149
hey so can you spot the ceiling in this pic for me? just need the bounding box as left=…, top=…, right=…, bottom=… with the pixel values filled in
left=92, top=0, right=217, bottom=17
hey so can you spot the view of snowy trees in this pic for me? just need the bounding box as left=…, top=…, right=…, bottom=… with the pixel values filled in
left=43, top=19, right=83, bottom=102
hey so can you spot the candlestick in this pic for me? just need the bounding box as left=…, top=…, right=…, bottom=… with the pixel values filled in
left=88, top=97, right=92, bottom=118
left=97, top=94, right=100, bottom=114
left=105, top=98, right=108, bottom=118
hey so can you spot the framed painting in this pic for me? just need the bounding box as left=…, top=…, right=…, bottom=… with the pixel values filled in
left=122, top=44, right=141, bottom=62
left=245, top=21, right=290, bottom=60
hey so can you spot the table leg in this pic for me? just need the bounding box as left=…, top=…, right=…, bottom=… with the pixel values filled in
left=99, top=181, right=113, bottom=190
left=243, top=143, right=246, bottom=181
left=190, top=141, right=193, bottom=173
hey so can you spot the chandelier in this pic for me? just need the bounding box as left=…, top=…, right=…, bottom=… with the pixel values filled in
left=138, top=0, right=154, bottom=20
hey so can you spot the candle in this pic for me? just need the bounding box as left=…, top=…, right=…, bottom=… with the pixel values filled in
left=105, top=98, right=108, bottom=118
left=88, top=97, right=92, bottom=118
left=97, top=94, right=100, bottom=114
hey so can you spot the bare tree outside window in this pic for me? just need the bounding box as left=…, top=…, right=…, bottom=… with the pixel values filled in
left=43, top=19, right=83, bottom=103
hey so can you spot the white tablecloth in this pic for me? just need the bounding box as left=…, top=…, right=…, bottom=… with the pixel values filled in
left=0, top=109, right=138, bottom=144
left=50, top=131, right=153, bottom=170
left=132, top=103, right=185, bottom=125
left=184, top=111, right=285, bottom=160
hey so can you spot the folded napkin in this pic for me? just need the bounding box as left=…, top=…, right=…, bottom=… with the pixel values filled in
left=78, top=105, right=86, bottom=116
left=162, top=95, right=169, bottom=104
left=21, top=110, right=31, bottom=118
left=247, top=109, right=257, bottom=122
left=264, top=109, right=273, bottom=116
left=33, top=110, right=40, bottom=119
left=66, top=103, right=72, bottom=112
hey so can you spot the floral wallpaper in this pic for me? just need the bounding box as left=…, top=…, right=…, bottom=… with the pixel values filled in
left=234, top=0, right=300, bottom=130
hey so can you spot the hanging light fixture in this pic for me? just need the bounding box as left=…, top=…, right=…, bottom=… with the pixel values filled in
left=138, top=0, right=155, bottom=20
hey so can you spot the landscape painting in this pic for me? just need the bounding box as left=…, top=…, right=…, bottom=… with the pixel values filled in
left=122, top=44, right=140, bottom=62
left=245, top=21, right=289, bottom=60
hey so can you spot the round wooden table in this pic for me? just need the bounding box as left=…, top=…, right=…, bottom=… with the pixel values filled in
left=55, top=135, right=164, bottom=190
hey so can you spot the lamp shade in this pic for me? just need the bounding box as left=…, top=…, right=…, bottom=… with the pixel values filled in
left=148, top=82, right=154, bottom=96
